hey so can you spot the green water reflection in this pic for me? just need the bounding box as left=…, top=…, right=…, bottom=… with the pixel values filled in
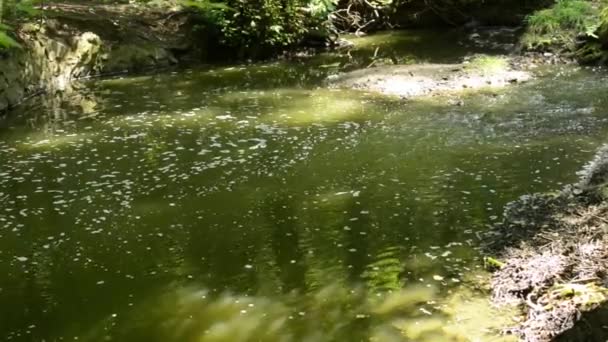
left=1, top=30, right=608, bottom=341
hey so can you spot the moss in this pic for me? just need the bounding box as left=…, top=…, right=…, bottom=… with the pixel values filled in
left=465, top=55, right=509, bottom=73
left=548, top=282, right=608, bottom=311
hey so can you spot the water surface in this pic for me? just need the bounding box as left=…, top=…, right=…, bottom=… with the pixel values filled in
left=1, top=30, right=608, bottom=341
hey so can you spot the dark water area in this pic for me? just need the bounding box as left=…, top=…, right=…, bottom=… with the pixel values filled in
left=1, top=30, right=608, bottom=341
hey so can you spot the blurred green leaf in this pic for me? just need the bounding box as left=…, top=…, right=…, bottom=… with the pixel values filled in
left=0, top=31, right=22, bottom=49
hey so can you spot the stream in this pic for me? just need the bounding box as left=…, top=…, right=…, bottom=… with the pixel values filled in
left=2, top=30, right=608, bottom=341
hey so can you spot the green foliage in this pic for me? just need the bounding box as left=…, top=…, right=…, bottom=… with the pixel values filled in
left=0, top=23, right=21, bottom=49
left=523, top=0, right=600, bottom=50
left=0, top=0, right=40, bottom=50
left=483, top=256, right=505, bottom=270
left=184, top=0, right=336, bottom=57
left=181, top=0, right=231, bottom=11
left=305, top=0, right=338, bottom=20
left=3, top=0, right=40, bottom=20
left=526, top=0, right=596, bottom=35
left=466, top=55, right=509, bottom=72
left=548, top=282, right=608, bottom=311
left=598, top=3, right=608, bottom=38
left=0, top=29, right=20, bottom=49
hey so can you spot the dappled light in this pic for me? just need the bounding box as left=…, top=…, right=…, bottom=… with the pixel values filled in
left=217, top=88, right=371, bottom=125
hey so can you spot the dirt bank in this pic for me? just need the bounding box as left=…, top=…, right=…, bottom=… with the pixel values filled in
left=326, top=56, right=532, bottom=98
left=485, top=145, right=608, bottom=341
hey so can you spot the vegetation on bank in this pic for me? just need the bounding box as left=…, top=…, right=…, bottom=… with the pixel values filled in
left=523, top=0, right=599, bottom=49
left=0, top=0, right=38, bottom=48
left=519, top=0, right=608, bottom=64
left=0, top=0, right=339, bottom=57
left=182, top=0, right=338, bottom=58
left=3, top=0, right=608, bottom=61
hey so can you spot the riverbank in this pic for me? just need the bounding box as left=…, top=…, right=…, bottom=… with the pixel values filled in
left=0, top=3, right=205, bottom=114
left=3, top=0, right=607, bottom=116
left=486, top=145, right=608, bottom=341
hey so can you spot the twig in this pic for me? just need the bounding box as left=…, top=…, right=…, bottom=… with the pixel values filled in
left=591, top=213, right=608, bottom=224
left=354, top=18, right=375, bottom=34
left=570, top=277, right=601, bottom=284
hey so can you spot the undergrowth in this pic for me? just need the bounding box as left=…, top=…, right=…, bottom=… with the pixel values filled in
left=0, top=0, right=40, bottom=50
left=522, top=0, right=601, bottom=51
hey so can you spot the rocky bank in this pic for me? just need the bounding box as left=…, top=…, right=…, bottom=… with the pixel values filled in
left=0, top=4, right=203, bottom=114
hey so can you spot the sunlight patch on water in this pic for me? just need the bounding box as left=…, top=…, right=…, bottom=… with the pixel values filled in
left=17, top=131, right=98, bottom=150
left=98, top=75, right=155, bottom=87
left=347, top=31, right=422, bottom=50
left=216, top=88, right=372, bottom=125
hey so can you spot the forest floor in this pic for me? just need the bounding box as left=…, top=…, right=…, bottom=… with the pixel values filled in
left=485, top=146, right=608, bottom=342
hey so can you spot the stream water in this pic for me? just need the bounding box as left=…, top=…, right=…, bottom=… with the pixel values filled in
left=2, top=30, right=608, bottom=341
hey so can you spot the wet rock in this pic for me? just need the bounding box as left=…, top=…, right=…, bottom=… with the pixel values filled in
left=0, top=26, right=104, bottom=113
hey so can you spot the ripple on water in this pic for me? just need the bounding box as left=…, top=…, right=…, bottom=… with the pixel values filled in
left=0, top=48, right=608, bottom=340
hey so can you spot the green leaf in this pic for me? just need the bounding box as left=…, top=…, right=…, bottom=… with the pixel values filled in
left=181, top=0, right=233, bottom=11
left=0, top=31, right=22, bottom=49
left=16, top=2, right=40, bottom=16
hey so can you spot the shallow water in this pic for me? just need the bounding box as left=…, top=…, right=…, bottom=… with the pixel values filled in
left=1, top=30, right=608, bottom=341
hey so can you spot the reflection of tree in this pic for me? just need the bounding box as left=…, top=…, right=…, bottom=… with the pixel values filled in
left=265, top=192, right=307, bottom=293
left=0, top=158, right=63, bottom=340
left=342, top=190, right=371, bottom=282
left=183, top=191, right=259, bottom=293
left=363, top=246, right=404, bottom=293
left=11, top=81, right=104, bottom=134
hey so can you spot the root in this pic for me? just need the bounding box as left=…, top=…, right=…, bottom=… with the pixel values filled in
left=330, top=0, right=389, bottom=33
